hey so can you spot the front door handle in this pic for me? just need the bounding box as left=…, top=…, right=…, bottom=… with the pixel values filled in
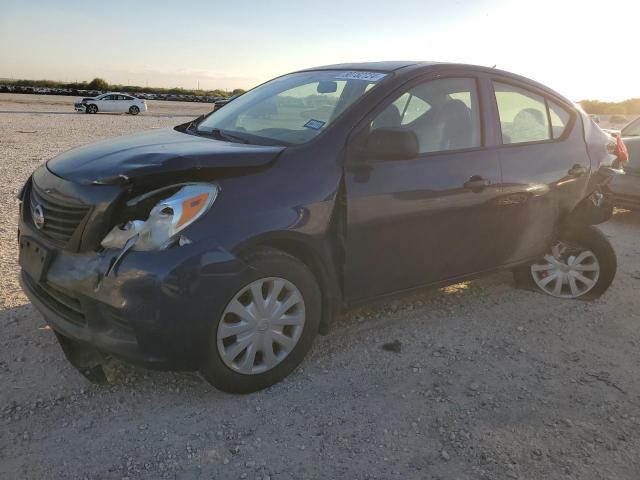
left=464, top=175, right=490, bottom=191
left=568, top=164, right=587, bottom=177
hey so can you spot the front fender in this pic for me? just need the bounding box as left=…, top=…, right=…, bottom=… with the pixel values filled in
left=234, top=229, right=342, bottom=334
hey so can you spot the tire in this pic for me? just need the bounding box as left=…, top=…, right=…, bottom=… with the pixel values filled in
left=129, top=105, right=140, bottom=115
left=86, top=104, right=98, bottom=114
left=513, top=225, right=616, bottom=299
left=200, top=248, right=321, bottom=393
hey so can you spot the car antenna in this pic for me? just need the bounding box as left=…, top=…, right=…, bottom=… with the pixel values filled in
left=492, top=64, right=497, bottom=68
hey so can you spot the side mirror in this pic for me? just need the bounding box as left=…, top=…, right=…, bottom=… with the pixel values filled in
left=363, top=128, right=419, bottom=161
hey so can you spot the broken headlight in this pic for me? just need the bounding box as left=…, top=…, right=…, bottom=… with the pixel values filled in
left=101, top=183, right=219, bottom=251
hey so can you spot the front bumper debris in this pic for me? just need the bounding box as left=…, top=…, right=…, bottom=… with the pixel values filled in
left=19, top=209, right=252, bottom=370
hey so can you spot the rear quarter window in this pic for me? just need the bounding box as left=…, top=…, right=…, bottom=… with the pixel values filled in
left=548, top=100, right=571, bottom=138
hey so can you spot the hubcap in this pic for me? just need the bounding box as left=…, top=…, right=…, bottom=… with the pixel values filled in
left=217, top=277, right=305, bottom=375
left=531, top=243, right=600, bottom=298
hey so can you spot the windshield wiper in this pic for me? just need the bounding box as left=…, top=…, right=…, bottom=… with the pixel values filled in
left=185, top=114, right=205, bottom=132
left=198, top=128, right=249, bottom=144
left=195, top=127, right=290, bottom=147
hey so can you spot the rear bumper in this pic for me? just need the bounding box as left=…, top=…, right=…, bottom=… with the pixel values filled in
left=19, top=218, right=252, bottom=370
left=608, top=171, right=640, bottom=209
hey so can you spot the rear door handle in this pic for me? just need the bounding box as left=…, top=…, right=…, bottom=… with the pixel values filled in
left=464, top=175, right=490, bottom=191
left=568, top=164, right=587, bottom=177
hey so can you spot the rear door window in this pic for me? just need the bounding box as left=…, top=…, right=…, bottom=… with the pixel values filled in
left=494, top=82, right=550, bottom=144
left=548, top=100, right=571, bottom=139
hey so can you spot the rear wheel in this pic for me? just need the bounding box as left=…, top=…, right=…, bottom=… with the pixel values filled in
left=129, top=105, right=140, bottom=115
left=86, top=104, right=98, bottom=114
left=514, top=226, right=616, bottom=299
left=200, top=248, right=321, bottom=393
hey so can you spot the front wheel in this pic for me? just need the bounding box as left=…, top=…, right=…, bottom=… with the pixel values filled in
left=129, top=105, right=140, bottom=115
left=514, top=226, right=616, bottom=299
left=86, top=104, right=98, bottom=114
left=200, top=248, right=321, bottom=393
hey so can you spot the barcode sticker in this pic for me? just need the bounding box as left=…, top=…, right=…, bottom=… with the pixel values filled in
left=334, top=71, right=387, bottom=82
left=304, top=119, right=326, bottom=130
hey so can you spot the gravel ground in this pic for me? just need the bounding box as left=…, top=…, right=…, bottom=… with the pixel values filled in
left=1, top=93, right=639, bottom=480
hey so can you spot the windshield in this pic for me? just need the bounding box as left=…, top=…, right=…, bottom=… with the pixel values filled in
left=196, top=70, right=387, bottom=145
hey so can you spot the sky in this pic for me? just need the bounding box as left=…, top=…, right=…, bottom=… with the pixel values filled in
left=1, top=0, right=639, bottom=101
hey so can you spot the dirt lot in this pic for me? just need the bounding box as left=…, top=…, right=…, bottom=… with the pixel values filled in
left=1, top=93, right=639, bottom=480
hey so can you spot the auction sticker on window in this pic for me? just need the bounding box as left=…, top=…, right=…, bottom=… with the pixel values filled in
left=304, top=119, right=326, bottom=130
left=334, top=71, right=387, bottom=82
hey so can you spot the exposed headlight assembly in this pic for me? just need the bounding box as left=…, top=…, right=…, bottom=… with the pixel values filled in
left=101, top=183, right=219, bottom=251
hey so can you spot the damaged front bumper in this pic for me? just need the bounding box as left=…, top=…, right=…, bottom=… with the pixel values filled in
left=18, top=216, right=252, bottom=371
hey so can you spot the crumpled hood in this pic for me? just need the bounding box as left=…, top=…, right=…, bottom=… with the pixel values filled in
left=47, top=128, right=285, bottom=184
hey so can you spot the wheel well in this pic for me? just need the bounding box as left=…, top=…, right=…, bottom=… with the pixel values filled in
left=561, top=190, right=613, bottom=231
left=242, top=238, right=341, bottom=334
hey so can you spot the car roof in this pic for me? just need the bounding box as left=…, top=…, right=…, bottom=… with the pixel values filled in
left=298, top=61, right=432, bottom=73
left=300, top=61, right=530, bottom=77
left=298, top=61, right=574, bottom=106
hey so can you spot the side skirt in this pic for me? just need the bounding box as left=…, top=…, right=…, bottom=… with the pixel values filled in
left=343, top=255, right=543, bottom=309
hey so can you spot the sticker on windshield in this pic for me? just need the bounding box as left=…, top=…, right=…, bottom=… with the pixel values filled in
left=334, top=71, right=387, bottom=82
left=304, top=119, right=326, bottom=130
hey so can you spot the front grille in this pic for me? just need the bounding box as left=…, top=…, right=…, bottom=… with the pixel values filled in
left=22, top=273, right=86, bottom=326
left=30, top=184, right=91, bottom=246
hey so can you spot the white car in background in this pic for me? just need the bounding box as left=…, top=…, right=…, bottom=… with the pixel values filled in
left=74, top=93, right=147, bottom=115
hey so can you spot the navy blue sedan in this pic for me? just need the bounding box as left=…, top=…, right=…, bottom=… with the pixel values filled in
left=17, top=62, right=624, bottom=392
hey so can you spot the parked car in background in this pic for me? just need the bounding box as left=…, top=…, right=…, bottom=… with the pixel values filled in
left=74, top=92, right=147, bottom=115
left=608, top=117, right=640, bottom=209
left=19, top=62, right=623, bottom=393
left=212, top=94, right=240, bottom=111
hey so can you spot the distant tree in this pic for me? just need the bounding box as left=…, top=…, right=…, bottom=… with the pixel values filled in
left=1, top=77, right=243, bottom=99
left=579, top=100, right=603, bottom=114
left=87, top=78, right=109, bottom=91
left=622, top=98, right=640, bottom=114
left=608, top=104, right=626, bottom=115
